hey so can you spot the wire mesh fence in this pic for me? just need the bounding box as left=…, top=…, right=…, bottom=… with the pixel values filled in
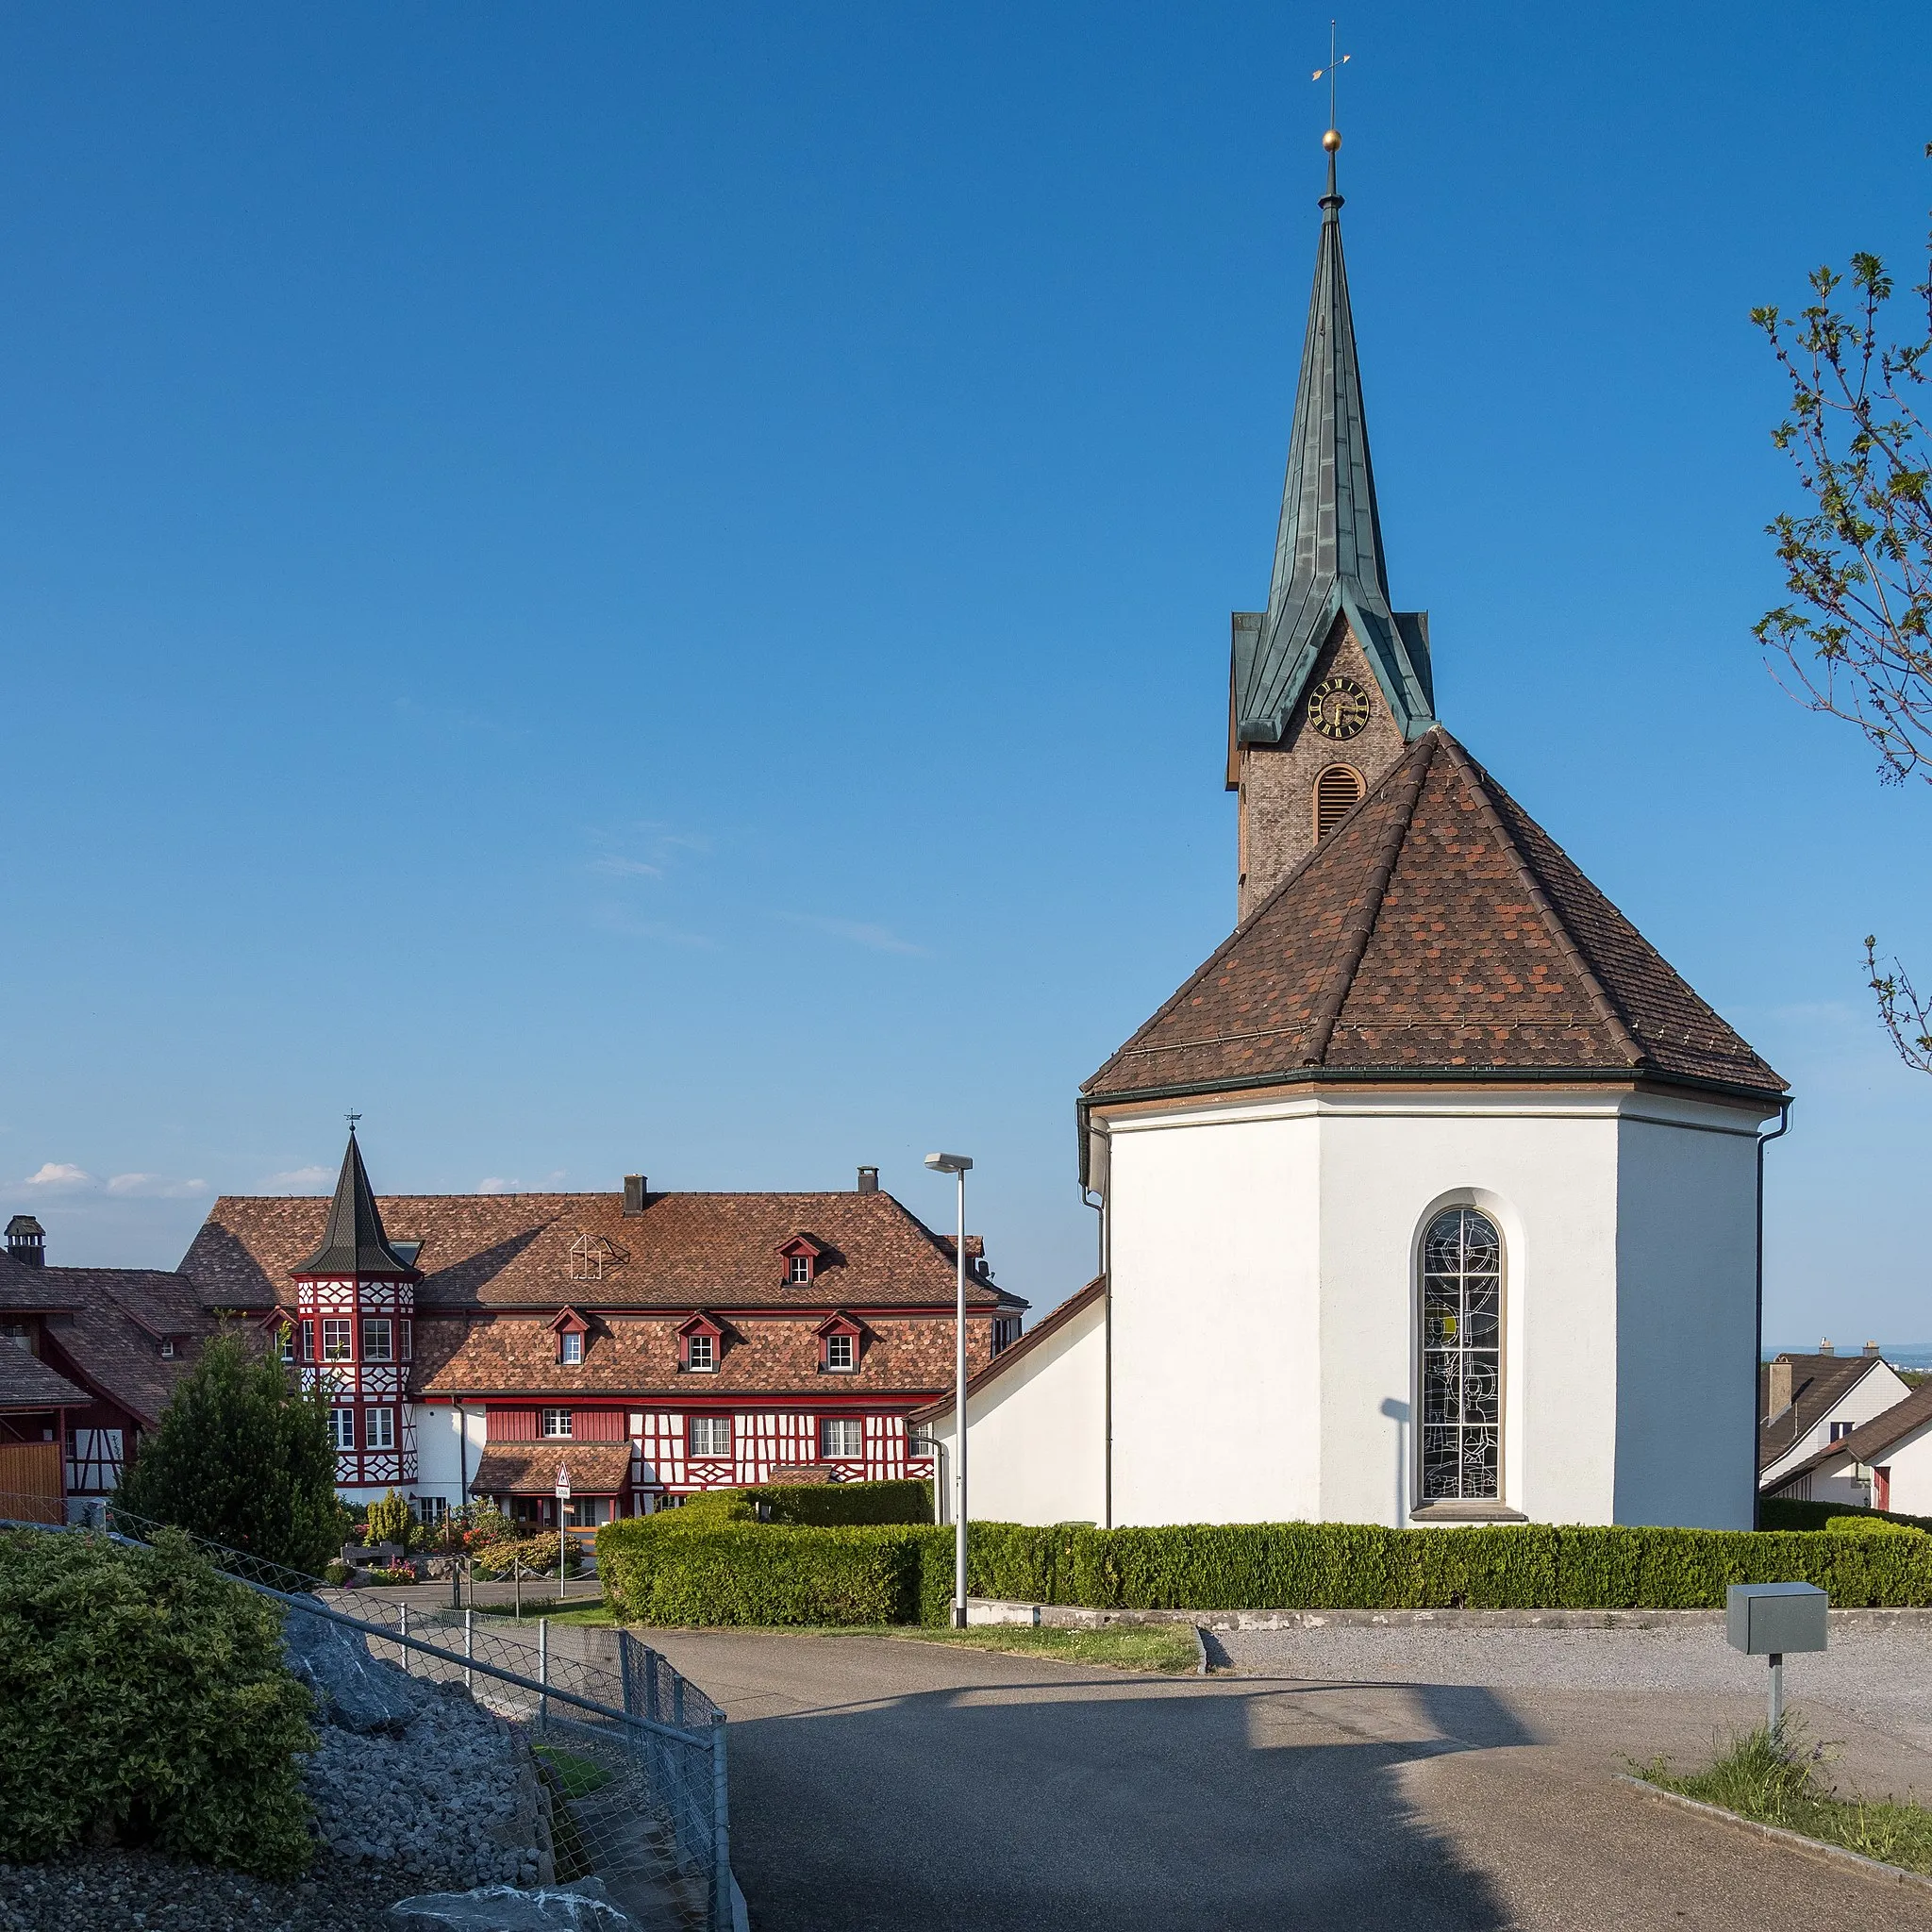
left=0, top=1496, right=739, bottom=1931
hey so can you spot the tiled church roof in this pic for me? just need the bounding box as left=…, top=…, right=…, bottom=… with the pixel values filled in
left=181, top=1189, right=1024, bottom=1316
left=1086, top=727, right=1786, bottom=1103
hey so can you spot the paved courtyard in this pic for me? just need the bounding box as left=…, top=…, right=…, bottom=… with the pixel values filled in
left=642, top=1622, right=1932, bottom=1932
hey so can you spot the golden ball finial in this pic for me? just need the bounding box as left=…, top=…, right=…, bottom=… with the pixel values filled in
left=1323, top=128, right=1342, bottom=153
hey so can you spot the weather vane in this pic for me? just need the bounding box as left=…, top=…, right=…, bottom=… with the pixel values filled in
left=346, top=1109, right=361, bottom=1132
left=1311, top=19, right=1349, bottom=144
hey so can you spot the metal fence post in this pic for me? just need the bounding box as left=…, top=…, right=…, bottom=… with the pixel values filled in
left=464, top=1607, right=474, bottom=1693
left=710, top=1713, right=730, bottom=1932
left=539, top=1617, right=549, bottom=1732
left=399, top=1602, right=409, bottom=1673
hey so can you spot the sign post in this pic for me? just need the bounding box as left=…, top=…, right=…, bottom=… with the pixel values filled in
left=555, top=1463, right=572, bottom=1602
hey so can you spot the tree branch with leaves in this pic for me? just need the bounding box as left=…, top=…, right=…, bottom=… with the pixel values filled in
left=1755, top=146, right=1932, bottom=1068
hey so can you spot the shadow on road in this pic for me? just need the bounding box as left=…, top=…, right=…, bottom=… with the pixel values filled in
left=729, top=1669, right=1530, bottom=1932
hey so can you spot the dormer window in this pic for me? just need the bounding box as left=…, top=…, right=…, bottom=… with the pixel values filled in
left=817, top=1313, right=862, bottom=1374
left=777, top=1235, right=826, bottom=1287
left=159, top=1338, right=175, bottom=1360
left=679, top=1314, right=724, bottom=1373
left=550, top=1307, right=591, bottom=1365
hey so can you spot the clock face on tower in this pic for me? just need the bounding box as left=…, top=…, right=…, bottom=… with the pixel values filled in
left=1307, top=675, right=1373, bottom=741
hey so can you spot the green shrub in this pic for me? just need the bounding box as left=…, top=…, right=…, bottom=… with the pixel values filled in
left=600, top=1514, right=1932, bottom=1624
left=1759, top=1496, right=1932, bottom=1534
left=1824, top=1514, right=1925, bottom=1536
left=323, top=1561, right=351, bottom=1587
left=364, top=1488, right=417, bottom=1552
left=746, top=1479, right=934, bottom=1526
left=0, top=1528, right=315, bottom=1875
left=116, top=1331, right=342, bottom=1577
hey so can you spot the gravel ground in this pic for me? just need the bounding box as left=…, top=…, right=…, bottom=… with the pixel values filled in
left=1218, top=1617, right=1932, bottom=1744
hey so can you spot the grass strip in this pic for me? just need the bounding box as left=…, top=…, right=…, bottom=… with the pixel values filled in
left=1640, top=1725, right=1932, bottom=1877
left=860, top=1622, right=1201, bottom=1674
left=533, top=1743, right=613, bottom=1801
left=474, top=1599, right=620, bottom=1625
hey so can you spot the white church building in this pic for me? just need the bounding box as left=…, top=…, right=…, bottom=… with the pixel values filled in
left=921, top=134, right=1790, bottom=1533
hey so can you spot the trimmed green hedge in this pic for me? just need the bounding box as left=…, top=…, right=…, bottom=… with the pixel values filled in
left=597, top=1515, right=1932, bottom=1625
left=1759, top=1496, right=1932, bottom=1534
left=743, top=1478, right=933, bottom=1526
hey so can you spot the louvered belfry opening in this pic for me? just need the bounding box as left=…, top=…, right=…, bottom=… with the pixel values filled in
left=1314, top=763, right=1365, bottom=841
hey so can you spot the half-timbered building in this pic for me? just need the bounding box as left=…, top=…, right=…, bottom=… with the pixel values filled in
left=178, top=1134, right=1025, bottom=1521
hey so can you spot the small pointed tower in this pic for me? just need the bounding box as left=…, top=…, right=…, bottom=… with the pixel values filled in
left=290, top=1125, right=419, bottom=1499
left=1230, top=127, right=1435, bottom=920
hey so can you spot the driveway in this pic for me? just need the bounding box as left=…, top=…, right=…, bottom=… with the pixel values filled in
left=641, top=1626, right=1932, bottom=1932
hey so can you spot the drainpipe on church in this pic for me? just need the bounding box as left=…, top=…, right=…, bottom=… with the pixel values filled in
left=1754, top=1099, right=1793, bottom=1530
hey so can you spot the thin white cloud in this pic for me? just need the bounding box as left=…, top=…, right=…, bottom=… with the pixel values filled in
left=476, top=1177, right=515, bottom=1194
left=22, top=1163, right=92, bottom=1191
left=779, top=913, right=928, bottom=957
left=106, top=1174, right=208, bottom=1199
left=264, top=1165, right=335, bottom=1191
left=588, top=857, right=664, bottom=880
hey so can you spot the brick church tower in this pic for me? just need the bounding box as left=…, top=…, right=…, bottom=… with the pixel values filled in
left=1230, top=131, right=1436, bottom=921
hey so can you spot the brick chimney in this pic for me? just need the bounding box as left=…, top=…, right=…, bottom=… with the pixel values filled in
left=857, top=1167, right=878, bottom=1194
left=1765, top=1358, right=1793, bottom=1418
left=622, top=1175, right=648, bottom=1217
left=4, top=1216, right=44, bottom=1269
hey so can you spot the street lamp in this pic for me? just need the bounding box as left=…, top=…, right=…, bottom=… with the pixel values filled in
left=924, top=1151, right=974, bottom=1630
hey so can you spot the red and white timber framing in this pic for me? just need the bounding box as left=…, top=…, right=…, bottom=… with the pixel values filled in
left=292, top=1273, right=419, bottom=1491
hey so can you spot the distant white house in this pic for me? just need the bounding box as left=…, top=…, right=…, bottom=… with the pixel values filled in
left=1765, top=1378, right=1932, bottom=1515
left=1757, top=1347, right=1910, bottom=1495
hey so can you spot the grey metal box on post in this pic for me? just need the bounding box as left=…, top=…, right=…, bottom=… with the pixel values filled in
left=1725, top=1582, right=1828, bottom=1657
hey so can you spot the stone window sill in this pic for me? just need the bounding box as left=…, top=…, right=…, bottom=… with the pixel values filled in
left=1408, top=1501, right=1529, bottom=1524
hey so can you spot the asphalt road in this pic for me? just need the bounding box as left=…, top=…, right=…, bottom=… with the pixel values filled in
left=641, top=1627, right=1932, bottom=1932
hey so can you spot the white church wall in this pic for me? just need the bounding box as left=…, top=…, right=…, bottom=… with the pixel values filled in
left=928, top=1288, right=1108, bottom=1525
left=1107, top=1106, right=1322, bottom=1525
left=1611, top=1109, right=1764, bottom=1529
left=1311, top=1098, right=1621, bottom=1526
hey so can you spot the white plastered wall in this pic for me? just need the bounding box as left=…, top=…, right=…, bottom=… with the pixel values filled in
left=410, top=1400, right=488, bottom=1513
left=927, top=1290, right=1108, bottom=1526
left=1877, top=1423, right=1932, bottom=1516
left=1100, top=1086, right=1771, bottom=1529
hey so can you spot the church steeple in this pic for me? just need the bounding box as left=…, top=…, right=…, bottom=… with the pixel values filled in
left=1228, top=131, right=1436, bottom=921
left=293, top=1124, right=414, bottom=1279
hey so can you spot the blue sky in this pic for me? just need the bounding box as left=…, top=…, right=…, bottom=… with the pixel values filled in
left=3, top=3, right=1930, bottom=1351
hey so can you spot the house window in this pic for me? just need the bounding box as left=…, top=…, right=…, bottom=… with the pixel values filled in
left=159, top=1338, right=175, bottom=1359
left=367, top=1407, right=395, bottom=1451
left=822, top=1416, right=863, bottom=1459
left=689, top=1414, right=732, bottom=1457
left=278, top=1324, right=294, bottom=1364
left=824, top=1331, right=855, bottom=1372
left=1831, top=1421, right=1857, bottom=1441
left=687, top=1333, right=716, bottom=1373
left=329, top=1408, right=356, bottom=1452
left=789, top=1255, right=812, bottom=1284
left=1420, top=1207, right=1503, bottom=1503
left=541, top=1407, right=574, bottom=1440
left=560, top=1331, right=584, bottom=1366
left=418, top=1495, right=447, bottom=1525
left=0, top=1323, right=31, bottom=1352
left=362, top=1317, right=392, bottom=1363
left=322, top=1318, right=353, bottom=1362
left=300, top=1321, right=315, bottom=1362
left=401, top=1319, right=412, bottom=1362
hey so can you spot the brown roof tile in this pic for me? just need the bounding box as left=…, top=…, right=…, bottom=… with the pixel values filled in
left=472, top=1442, right=633, bottom=1495
left=181, top=1190, right=1024, bottom=1317
left=0, top=1347, right=90, bottom=1411
left=1085, top=729, right=1786, bottom=1102
left=1757, top=1354, right=1891, bottom=1471
left=30, top=1269, right=217, bottom=1428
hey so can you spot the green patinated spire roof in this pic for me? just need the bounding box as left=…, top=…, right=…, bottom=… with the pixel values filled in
left=1234, top=140, right=1435, bottom=749
left=291, top=1128, right=415, bottom=1279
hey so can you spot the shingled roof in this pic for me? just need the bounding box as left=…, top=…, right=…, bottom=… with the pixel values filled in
left=182, top=1189, right=1024, bottom=1316
left=0, top=1347, right=89, bottom=1412
left=1086, top=727, right=1786, bottom=1105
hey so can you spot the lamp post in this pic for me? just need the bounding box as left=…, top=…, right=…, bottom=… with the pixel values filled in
left=924, top=1152, right=974, bottom=1629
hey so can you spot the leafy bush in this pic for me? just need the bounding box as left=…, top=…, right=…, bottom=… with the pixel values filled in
left=473, top=1533, right=584, bottom=1580
left=599, top=1514, right=1932, bottom=1625
left=116, top=1332, right=343, bottom=1577
left=323, top=1561, right=351, bottom=1587
left=1759, top=1495, right=1932, bottom=1534
left=364, top=1489, right=417, bottom=1552
left=0, top=1528, right=315, bottom=1875
left=742, top=1479, right=933, bottom=1526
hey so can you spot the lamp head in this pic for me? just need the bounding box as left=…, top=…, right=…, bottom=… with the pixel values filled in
left=924, top=1152, right=974, bottom=1174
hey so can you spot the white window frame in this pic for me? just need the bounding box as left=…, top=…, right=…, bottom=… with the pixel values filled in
left=329, top=1407, right=356, bottom=1452
left=789, top=1255, right=812, bottom=1284
left=362, top=1317, right=393, bottom=1363
left=367, top=1407, right=395, bottom=1451
left=322, top=1318, right=353, bottom=1363
left=689, top=1414, right=732, bottom=1457
left=541, top=1407, right=574, bottom=1440
left=401, top=1319, right=413, bottom=1362
left=278, top=1324, right=295, bottom=1364
left=822, top=1415, right=864, bottom=1459
left=560, top=1330, right=584, bottom=1366
left=824, top=1331, right=855, bottom=1372
left=686, top=1332, right=716, bottom=1373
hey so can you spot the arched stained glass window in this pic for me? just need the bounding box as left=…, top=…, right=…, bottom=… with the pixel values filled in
left=1420, top=1208, right=1502, bottom=1502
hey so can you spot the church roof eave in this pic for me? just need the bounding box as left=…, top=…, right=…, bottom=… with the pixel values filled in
left=1235, top=582, right=1435, bottom=748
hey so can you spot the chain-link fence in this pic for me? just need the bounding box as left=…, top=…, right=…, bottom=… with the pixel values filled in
left=1, top=1498, right=741, bottom=1931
